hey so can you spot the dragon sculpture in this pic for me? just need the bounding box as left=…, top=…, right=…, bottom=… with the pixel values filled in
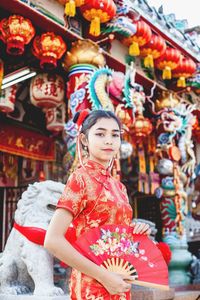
left=103, top=16, right=137, bottom=37
left=157, top=103, right=196, bottom=176
left=87, top=67, right=114, bottom=111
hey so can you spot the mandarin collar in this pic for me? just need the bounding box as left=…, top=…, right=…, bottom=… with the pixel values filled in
left=84, top=160, right=111, bottom=179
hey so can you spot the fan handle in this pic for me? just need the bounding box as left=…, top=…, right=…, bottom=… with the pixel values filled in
left=127, top=280, right=170, bottom=291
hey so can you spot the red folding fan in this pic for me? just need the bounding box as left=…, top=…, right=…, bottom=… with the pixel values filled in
left=74, top=224, right=169, bottom=290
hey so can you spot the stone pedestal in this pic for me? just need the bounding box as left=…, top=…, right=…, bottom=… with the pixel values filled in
left=131, top=286, right=175, bottom=300
left=163, top=233, right=192, bottom=286
left=0, top=295, right=69, bottom=300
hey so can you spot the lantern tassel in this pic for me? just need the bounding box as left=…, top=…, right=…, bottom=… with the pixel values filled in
left=89, top=17, right=101, bottom=37
left=144, top=54, right=154, bottom=68
left=163, top=66, right=172, bottom=80
left=129, top=42, right=140, bottom=56
left=65, top=0, right=76, bottom=17
left=177, top=76, right=186, bottom=88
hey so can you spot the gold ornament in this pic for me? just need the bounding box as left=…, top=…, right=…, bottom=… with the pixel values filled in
left=63, top=39, right=105, bottom=70
left=155, top=91, right=179, bottom=112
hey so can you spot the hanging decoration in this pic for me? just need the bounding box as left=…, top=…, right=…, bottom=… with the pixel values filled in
left=140, top=34, right=166, bottom=69
left=115, top=104, right=132, bottom=129
left=0, top=15, right=35, bottom=55
left=80, top=0, right=117, bottom=36
left=148, top=135, right=160, bottom=195
left=45, top=103, right=66, bottom=132
left=172, top=57, right=196, bottom=88
left=30, top=73, right=65, bottom=108
left=122, top=20, right=152, bottom=56
left=120, top=140, right=133, bottom=160
left=0, top=84, right=17, bottom=113
left=131, top=114, right=153, bottom=140
left=128, top=82, right=153, bottom=141
left=32, top=32, right=67, bottom=69
left=155, top=47, right=181, bottom=80
left=187, top=63, right=200, bottom=93
left=57, top=0, right=84, bottom=17
left=122, top=74, right=153, bottom=193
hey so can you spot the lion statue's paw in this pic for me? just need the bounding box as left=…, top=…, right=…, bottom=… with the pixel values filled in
left=34, top=286, right=64, bottom=296
left=1, top=285, right=31, bottom=295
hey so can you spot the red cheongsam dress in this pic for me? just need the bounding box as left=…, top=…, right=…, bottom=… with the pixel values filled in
left=57, top=160, right=133, bottom=300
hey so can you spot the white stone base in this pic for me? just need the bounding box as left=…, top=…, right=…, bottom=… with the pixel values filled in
left=0, top=295, right=69, bottom=300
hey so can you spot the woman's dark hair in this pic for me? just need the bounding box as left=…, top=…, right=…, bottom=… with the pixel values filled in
left=74, top=109, right=122, bottom=137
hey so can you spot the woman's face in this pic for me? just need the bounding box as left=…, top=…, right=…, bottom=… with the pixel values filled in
left=83, top=117, right=121, bottom=167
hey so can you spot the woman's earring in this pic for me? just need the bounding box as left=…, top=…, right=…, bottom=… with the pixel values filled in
left=108, top=156, right=115, bottom=170
left=83, top=145, right=88, bottom=158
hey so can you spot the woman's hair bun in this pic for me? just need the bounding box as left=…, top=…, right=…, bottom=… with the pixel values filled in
left=73, top=109, right=91, bottom=127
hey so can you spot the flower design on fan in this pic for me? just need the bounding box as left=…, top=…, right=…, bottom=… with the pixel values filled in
left=90, top=228, right=140, bottom=257
left=75, top=224, right=169, bottom=288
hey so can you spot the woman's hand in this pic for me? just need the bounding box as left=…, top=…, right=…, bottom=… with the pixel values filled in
left=130, top=222, right=151, bottom=235
left=98, top=271, right=132, bottom=295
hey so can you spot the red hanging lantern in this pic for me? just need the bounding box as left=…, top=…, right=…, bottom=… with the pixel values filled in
left=172, top=57, right=196, bottom=88
left=155, top=47, right=181, bottom=80
left=122, top=21, right=152, bottom=56
left=0, top=85, right=17, bottom=113
left=80, top=0, right=117, bottom=37
left=140, top=34, right=167, bottom=68
left=30, top=73, right=65, bottom=108
left=32, top=32, right=67, bottom=69
left=131, top=114, right=153, bottom=140
left=45, top=103, right=66, bottom=132
left=0, top=15, right=35, bottom=55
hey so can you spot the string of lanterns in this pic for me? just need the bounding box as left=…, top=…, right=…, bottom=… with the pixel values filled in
left=0, top=12, right=198, bottom=136
left=0, top=13, right=197, bottom=83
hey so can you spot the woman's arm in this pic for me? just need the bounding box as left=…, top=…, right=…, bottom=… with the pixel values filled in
left=44, top=208, right=133, bottom=295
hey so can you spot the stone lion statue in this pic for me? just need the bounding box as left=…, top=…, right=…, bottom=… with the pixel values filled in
left=0, top=180, right=66, bottom=296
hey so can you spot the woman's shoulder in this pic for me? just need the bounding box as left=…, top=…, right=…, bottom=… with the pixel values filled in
left=67, top=165, right=94, bottom=185
left=66, top=166, right=87, bottom=187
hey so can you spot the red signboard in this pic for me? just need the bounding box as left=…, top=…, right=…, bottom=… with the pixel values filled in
left=0, top=123, right=55, bottom=161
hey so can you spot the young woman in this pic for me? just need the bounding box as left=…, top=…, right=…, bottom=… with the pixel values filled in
left=44, top=110, right=151, bottom=300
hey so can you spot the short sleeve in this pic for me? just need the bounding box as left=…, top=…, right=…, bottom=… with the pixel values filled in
left=57, top=170, right=86, bottom=218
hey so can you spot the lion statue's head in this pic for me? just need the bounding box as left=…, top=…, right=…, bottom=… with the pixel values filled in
left=15, top=180, right=65, bottom=229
